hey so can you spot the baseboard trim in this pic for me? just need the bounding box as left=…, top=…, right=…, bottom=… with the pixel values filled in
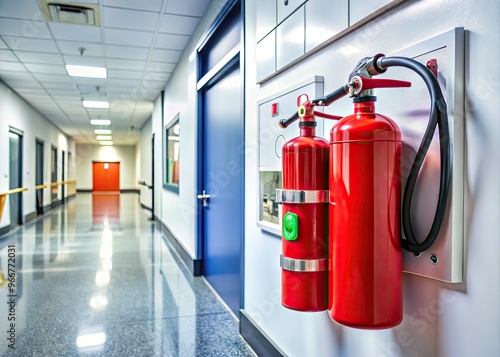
left=240, top=310, right=285, bottom=357
left=77, top=189, right=92, bottom=193
left=157, top=219, right=202, bottom=276
left=140, top=203, right=152, bottom=211
left=120, top=189, right=140, bottom=194
left=0, top=225, right=10, bottom=238
left=43, top=204, right=51, bottom=213
left=51, top=200, right=63, bottom=209
left=25, top=211, right=36, bottom=224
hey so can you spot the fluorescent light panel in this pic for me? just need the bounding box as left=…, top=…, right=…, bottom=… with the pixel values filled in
left=94, top=129, right=112, bottom=134
left=90, top=119, right=111, bottom=125
left=96, top=135, right=112, bottom=141
left=66, top=65, right=107, bottom=78
left=83, top=100, right=109, bottom=109
left=100, top=141, right=114, bottom=146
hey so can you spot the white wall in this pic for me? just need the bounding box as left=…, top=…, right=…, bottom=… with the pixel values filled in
left=0, top=81, right=70, bottom=229
left=244, top=1, right=499, bottom=357
left=138, top=117, right=152, bottom=208
left=149, top=0, right=230, bottom=259
left=74, top=144, right=137, bottom=190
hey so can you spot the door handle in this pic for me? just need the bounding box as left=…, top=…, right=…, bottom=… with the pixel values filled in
left=197, top=190, right=210, bottom=207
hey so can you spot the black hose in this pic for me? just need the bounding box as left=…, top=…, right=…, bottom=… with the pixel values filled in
left=379, top=56, right=451, bottom=253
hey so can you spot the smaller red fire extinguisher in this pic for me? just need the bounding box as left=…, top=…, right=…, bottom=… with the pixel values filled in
left=276, top=94, right=341, bottom=311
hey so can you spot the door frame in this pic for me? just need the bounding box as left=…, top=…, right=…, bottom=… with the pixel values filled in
left=35, top=138, right=45, bottom=215
left=9, top=127, right=24, bottom=226
left=196, top=0, right=245, bottom=312
left=92, top=161, right=120, bottom=192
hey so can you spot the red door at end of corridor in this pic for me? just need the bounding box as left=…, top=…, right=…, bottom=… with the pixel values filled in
left=93, top=162, right=120, bottom=192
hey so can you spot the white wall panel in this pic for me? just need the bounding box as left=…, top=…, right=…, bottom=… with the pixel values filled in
left=74, top=144, right=137, bottom=190
left=245, top=0, right=500, bottom=356
left=0, top=81, right=69, bottom=229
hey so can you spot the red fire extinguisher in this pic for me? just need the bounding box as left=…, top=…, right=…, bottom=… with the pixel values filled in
left=279, top=54, right=451, bottom=329
left=276, top=94, right=341, bottom=311
left=329, top=77, right=410, bottom=329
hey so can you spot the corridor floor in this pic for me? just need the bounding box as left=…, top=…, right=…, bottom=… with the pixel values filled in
left=0, top=193, right=255, bottom=356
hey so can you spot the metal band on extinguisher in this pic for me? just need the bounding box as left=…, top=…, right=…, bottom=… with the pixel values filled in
left=275, top=189, right=329, bottom=204
left=280, top=255, right=328, bottom=272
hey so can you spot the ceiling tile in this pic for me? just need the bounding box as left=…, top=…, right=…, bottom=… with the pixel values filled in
left=42, top=82, right=76, bottom=90
left=107, top=59, right=146, bottom=71
left=103, top=7, right=158, bottom=32
left=0, top=49, right=16, bottom=61
left=151, top=48, right=182, bottom=63
left=105, top=45, right=148, bottom=60
left=103, top=0, right=162, bottom=12
left=0, top=70, right=33, bottom=81
left=71, top=76, right=106, bottom=86
left=0, top=37, right=7, bottom=49
left=0, top=0, right=44, bottom=20
left=2, top=36, right=58, bottom=52
left=0, top=19, right=51, bottom=39
left=144, top=71, right=170, bottom=81
left=155, top=33, right=190, bottom=50
left=159, top=14, right=200, bottom=35
left=86, top=108, right=110, bottom=117
left=32, top=73, right=73, bottom=83
left=63, top=55, right=106, bottom=67
left=49, top=23, right=101, bottom=42
left=16, top=51, right=64, bottom=65
left=147, top=62, right=175, bottom=72
left=0, top=61, right=25, bottom=72
left=107, top=69, right=143, bottom=79
left=164, top=0, right=211, bottom=17
left=140, top=80, right=166, bottom=91
left=105, top=28, right=153, bottom=47
left=25, top=63, right=67, bottom=75
left=58, top=41, right=104, bottom=56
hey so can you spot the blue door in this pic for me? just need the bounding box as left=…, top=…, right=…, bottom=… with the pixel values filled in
left=201, top=62, right=243, bottom=317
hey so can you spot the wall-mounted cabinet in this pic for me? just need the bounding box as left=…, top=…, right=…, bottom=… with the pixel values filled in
left=305, top=0, right=348, bottom=52
left=276, top=7, right=304, bottom=70
left=256, top=0, right=406, bottom=83
left=256, top=0, right=276, bottom=41
left=277, top=0, right=307, bottom=24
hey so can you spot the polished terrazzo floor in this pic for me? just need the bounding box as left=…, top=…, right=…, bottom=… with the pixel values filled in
left=0, top=193, right=255, bottom=356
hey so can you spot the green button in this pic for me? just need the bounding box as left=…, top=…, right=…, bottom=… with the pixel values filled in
left=283, top=212, right=298, bottom=241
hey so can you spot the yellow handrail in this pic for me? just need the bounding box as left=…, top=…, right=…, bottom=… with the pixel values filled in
left=35, top=184, right=48, bottom=190
left=0, top=187, right=28, bottom=195
left=0, top=187, right=28, bottom=220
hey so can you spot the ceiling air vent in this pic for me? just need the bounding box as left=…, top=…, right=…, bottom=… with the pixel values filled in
left=41, top=1, right=100, bottom=26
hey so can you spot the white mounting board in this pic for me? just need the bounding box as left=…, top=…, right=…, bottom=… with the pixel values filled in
left=257, top=76, right=324, bottom=236
left=376, top=28, right=465, bottom=282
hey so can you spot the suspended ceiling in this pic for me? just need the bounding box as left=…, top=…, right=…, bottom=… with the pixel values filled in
left=0, top=0, right=212, bottom=145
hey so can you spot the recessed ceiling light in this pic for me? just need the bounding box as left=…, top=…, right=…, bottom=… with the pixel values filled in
left=90, top=119, right=111, bottom=125
left=83, top=100, right=109, bottom=108
left=66, top=65, right=107, bottom=78
left=94, top=129, right=112, bottom=134
left=96, top=135, right=112, bottom=141
left=100, top=141, right=114, bottom=146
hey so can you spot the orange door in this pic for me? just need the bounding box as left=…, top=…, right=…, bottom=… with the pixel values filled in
left=93, top=162, right=120, bottom=191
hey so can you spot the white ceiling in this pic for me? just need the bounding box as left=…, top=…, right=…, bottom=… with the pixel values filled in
left=0, top=0, right=212, bottom=145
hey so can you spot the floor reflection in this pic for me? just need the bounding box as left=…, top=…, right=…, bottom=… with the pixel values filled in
left=92, top=193, right=120, bottom=225
left=0, top=193, right=254, bottom=356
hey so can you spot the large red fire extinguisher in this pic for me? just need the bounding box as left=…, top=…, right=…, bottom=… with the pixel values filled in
left=278, top=54, right=451, bottom=329
left=276, top=94, right=341, bottom=311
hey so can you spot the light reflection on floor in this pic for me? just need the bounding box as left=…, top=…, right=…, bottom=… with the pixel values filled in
left=0, top=193, right=255, bottom=356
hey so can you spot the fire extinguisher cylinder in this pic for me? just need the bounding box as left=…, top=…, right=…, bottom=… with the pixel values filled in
left=277, top=94, right=332, bottom=312
left=329, top=97, right=403, bottom=328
